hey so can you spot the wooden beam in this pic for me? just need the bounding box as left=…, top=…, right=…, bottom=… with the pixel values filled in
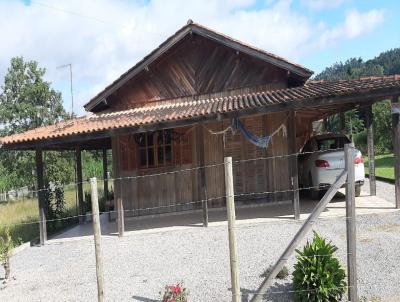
left=345, top=143, right=358, bottom=302
left=35, top=148, right=47, bottom=245
left=224, top=157, right=240, bottom=302
left=365, top=105, right=376, bottom=195
left=102, top=149, right=109, bottom=206
left=89, top=178, right=105, bottom=302
left=392, top=95, right=400, bottom=208
left=288, top=110, right=300, bottom=220
left=196, top=125, right=208, bottom=226
left=76, top=147, right=84, bottom=224
left=114, top=137, right=125, bottom=237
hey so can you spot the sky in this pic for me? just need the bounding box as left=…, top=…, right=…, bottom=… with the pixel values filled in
left=0, top=0, right=399, bottom=116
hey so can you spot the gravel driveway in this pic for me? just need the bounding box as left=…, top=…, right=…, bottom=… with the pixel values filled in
left=1, top=207, right=399, bottom=302
left=363, top=178, right=396, bottom=205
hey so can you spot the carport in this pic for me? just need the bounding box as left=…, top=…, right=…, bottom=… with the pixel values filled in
left=1, top=74, right=400, bottom=245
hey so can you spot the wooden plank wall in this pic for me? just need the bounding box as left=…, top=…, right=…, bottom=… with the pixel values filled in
left=112, top=127, right=199, bottom=216
left=107, top=35, right=288, bottom=111
left=112, top=110, right=305, bottom=216
left=222, top=112, right=291, bottom=204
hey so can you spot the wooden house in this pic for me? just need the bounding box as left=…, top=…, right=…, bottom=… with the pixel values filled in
left=1, top=21, right=400, bottom=243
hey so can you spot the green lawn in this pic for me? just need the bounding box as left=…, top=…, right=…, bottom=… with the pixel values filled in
left=364, top=153, right=394, bottom=180
left=0, top=185, right=88, bottom=244
left=0, top=180, right=109, bottom=244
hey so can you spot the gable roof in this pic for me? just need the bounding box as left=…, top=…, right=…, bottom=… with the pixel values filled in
left=3, top=75, right=400, bottom=150
left=84, top=20, right=314, bottom=112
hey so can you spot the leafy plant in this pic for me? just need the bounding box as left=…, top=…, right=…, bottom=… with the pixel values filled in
left=292, top=232, right=346, bottom=302
left=84, top=190, right=106, bottom=213
left=161, top=282, right=188, bottom=302
left=44, top=182, right=65, bottom=219
left=0, top=227, right=15, bottom=281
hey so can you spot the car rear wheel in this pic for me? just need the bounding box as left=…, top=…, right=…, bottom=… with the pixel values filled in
left=355, top=185, right=361, bottom=197
left=309, top=173, right=320, bottom=200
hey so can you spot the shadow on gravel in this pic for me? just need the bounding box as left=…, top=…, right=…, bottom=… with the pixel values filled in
left=239, top=282, right=293, bottom=302
left=131, top=295, right=158, bottom=302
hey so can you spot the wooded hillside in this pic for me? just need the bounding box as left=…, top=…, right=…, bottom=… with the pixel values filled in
left=315, top=48, right=400, bottom=80
left=315, top=48, right=400, bottom=154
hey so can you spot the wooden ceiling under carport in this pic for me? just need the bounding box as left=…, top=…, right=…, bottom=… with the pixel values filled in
left=295, top=99, right=378, bottom=122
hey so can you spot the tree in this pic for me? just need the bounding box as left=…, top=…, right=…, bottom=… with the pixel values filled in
left=0, top=57, right=72, bottom=191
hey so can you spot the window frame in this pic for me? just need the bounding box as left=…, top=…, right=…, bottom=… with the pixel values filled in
left=136, top=129, right=174, bottom=169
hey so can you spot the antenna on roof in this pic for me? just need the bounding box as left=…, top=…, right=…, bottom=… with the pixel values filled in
left=56, top=63, right=74, bottom=118
left=187, top=19, right=193, bottom=25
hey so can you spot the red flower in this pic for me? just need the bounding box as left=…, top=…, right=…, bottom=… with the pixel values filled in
left=173, top=285, right=181, bottom=295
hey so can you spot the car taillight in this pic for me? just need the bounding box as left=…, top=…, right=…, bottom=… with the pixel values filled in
left=315, top=159, right=330, bottom=168
left=354, top=156, right=364, bottom=165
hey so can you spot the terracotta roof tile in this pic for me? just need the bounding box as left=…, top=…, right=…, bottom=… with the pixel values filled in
left=1, top=76, right=400, bottom=147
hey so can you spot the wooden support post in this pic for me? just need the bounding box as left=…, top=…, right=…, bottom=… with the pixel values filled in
left=117, top=196, right=124, bottom=237
left=288, top=110, right=300, bottom=220
left=35, top=148, right=47, bottom=245
left=224, top=157, right=240, bottom=302
left=340, top=112, right=346, bottom=134
left=114, top=137, right=125, bottom=237
left=251, top=169, right=347, bottom=302
left=392, top=96, right=400, bottom=209
left=365, top=105, right=376, bottom=195
left=202, top=188, right=208, bottom=227
left=76, top=147, right=84, bottom=224
left=89, top=177, right=105, bottom=302
left=196, top=124, right=208, bottom=225
left=102, top=149, right=109, bottom=205
left=323, top=117, right=328, bottom=132
left=345, top=143, right=358, bottom=301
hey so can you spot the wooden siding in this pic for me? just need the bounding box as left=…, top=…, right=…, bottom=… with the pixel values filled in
left=112, top=111, right=307, bottom=216
left=107, top=35, right=288, bottom=111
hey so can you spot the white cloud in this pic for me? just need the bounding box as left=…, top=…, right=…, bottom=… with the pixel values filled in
left=302, top=0, right=345, bottom=10
left=0, top=0, right=385, bottom=115
left=316, top=9, right=384, bottom=49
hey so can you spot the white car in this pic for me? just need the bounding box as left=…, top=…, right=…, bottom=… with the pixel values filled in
left=298, top=133, right=365, bottom=199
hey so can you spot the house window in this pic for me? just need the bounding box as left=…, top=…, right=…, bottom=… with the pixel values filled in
left=136, top=129, right=173, bottom=168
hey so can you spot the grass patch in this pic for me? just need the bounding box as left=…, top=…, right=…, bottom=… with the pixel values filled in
left=0, top=186, right=82, bottom=244
left=364, top=153, right=394, bottom=180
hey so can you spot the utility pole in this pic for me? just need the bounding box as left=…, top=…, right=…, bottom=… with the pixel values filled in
left=56, top=63, right=74, bottom=117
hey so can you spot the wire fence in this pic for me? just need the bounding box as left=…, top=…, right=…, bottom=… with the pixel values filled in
left=0, top=147, right=344, bottom=196
left=0, top=147, right=364, bottom=301
left=0, top=181, right=346, bottom=228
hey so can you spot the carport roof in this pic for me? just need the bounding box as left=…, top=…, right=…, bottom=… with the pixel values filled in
left=1, top=75, right=400, bottom=150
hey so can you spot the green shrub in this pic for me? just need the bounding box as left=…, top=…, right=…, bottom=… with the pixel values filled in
left=0, top=227, right=15, bottom=281
left=292, top=232, right=346, bottom=302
